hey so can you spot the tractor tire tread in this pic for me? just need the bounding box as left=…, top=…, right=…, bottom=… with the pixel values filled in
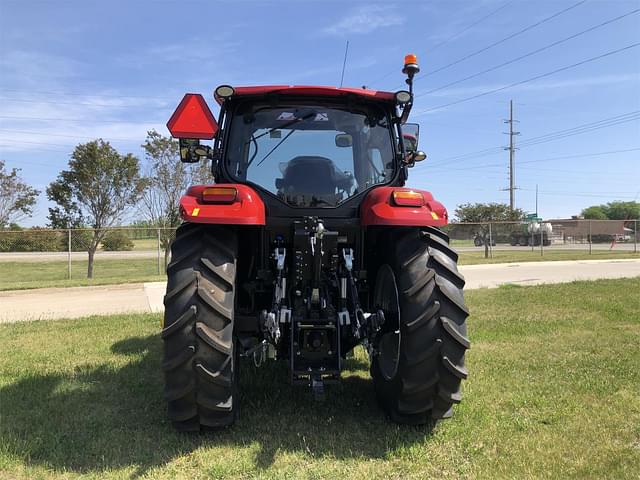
left=162, top=224, right=237, bottom=431
left=371, top=227, right=469, bottom=425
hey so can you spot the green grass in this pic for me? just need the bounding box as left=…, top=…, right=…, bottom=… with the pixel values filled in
left=0, top=259, right=165, bottom=291
left=458, top=249, right=639, bottom=265
left=450, top=239, right=474, bottom=247
left=1, top=249, right=638, bottom=291
left=132, top=238, right=159, bottom=251
left=1, top=278, right=638, bottom=479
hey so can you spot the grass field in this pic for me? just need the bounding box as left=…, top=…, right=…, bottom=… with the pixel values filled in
left=0, top=259, right=165, bottom=291
left=1, top=249, right=638, bottom=291
left=1, top=278, right=638, bottom=479
left=458, top=249, right=639, bottom=265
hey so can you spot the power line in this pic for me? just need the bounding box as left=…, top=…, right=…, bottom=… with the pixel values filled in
left=517, top=112, right=640, bottom=147
left=519, top=188, right=639, bottom=199
left=0, top=128, right=142, bottom=142
left=368, top=1, right=514, bottom=87
left=416, top=8, right=640, bottom=98
left=430, top=119, right=640, bottom=167
left=0, top=96, right=168, bottom=108
left=390, top=0, right=587, bottom=90
left=412, top=42, right=640, bottom=115
left=429, top=112, right=640, bottom=168
left=0, top=138, right=74, bottom=148
left=426, top=147, right=640, bottom=172
left=428, top=1, right=515, bottom=55
left=0, top=88, right=167, bottom=101
left=0, top=115, right=163, bottom=125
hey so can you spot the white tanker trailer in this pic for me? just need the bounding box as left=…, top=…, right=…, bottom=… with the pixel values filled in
left=510, top=221, right=552, bottom=246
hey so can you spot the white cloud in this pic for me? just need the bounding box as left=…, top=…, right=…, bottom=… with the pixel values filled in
left=116, top=36, right=239, bottom=67
left=322, top=5, right=404, bottom=36
left=0, top=90, right=169, bottom=154
left=0, top=50, right=82, bottom=89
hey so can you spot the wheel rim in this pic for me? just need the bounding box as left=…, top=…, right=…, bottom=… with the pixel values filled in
left=374, top=264, right=401, bottom=381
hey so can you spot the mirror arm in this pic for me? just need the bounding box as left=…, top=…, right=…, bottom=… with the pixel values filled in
left=399, top=70, right=416, bottom=124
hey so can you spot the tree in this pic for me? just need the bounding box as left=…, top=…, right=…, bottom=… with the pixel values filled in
left=140, top=130, right=188, bottom=270
left=581, top=201, right=640, bottom=220
left=603, top=201, right=640, bottom=220
left=0, top=160, right=40, bottom=228
left=454, top=202, right=525, bottom=258
left=581, top=205, right=608, bottom=220
left=140, top=130, right=212, bottom=270
left=47, top=139, right=146, bottom=278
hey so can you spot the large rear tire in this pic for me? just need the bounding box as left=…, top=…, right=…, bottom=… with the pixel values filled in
left=161, top=223, right=238, bottom=431
left=371, top=227, right=470, bottom=424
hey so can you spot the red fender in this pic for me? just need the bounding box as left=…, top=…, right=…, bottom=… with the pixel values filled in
left=360, top=186, right=448, bottom=227
left=180, top=184, right=266, bottom=225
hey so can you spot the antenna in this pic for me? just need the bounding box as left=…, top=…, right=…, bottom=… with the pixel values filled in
left=339, top=41, right=350, bottom=87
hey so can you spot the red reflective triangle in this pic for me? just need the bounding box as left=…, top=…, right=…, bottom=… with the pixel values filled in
left=167, top=93, right=218, bottom=139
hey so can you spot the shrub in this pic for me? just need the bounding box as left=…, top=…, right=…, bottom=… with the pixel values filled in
left=101, top=230, right=134, bottom=251
left=7, top=229, right=61, bottom=252
left=67, top=229, right=93, bottom=252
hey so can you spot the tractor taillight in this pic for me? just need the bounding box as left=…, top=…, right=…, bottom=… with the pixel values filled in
left=202, top=187, right=237, bottom=204
left=392, top=190, right=424, bottom=207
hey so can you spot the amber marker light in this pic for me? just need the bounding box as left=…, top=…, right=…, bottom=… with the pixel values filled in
left=202, top=187, right=237, bottom=204
left=392, top=190, right=424, bottom=207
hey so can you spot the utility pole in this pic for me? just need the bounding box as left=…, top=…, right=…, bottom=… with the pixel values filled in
left=503, top=100, right=520, bottom=210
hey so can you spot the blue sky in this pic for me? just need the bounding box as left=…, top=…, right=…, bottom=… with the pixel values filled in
left=1, top=0, right=638, bottom=225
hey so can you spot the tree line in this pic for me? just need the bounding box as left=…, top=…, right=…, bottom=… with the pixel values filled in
left=1, top=135, right=638, bottom=276
left=1, top=131, right=210, bottom=277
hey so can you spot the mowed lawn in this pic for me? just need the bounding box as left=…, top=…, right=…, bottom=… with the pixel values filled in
left=1, top=250, right=638, bottom=291
left=0, top=259, right=165, bottom=291
left=0, top=279, right=639, bottom=479
left=458, top=249, right=639, bottom=265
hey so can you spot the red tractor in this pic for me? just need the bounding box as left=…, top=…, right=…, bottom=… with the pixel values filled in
left=162, top=54, right=469, bottom=431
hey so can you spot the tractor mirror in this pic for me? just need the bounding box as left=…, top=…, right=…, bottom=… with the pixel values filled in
left=403, top=150, right=427, bottom=166
left=412, top=151, right=427, bottom=162
left=402, top=123, right=420, bottom=152
left=335, top=133, right=352, bottom=147
left=179, top=138, right=209, bottom=163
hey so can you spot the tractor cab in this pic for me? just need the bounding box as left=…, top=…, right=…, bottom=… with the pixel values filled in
left=223, top=102, right=393, bottom=208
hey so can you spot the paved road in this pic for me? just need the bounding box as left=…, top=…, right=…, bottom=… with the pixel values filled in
left=1, top=259, right=638, bottom=323
left=460, top=258, right=640, bottom=288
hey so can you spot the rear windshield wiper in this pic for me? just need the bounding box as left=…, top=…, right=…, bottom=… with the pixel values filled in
left=253, top=110, right=316, bottom=167
left=255, top=129, right=296, bottom=167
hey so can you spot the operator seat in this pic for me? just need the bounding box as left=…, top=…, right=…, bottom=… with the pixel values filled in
left=277, top=156, right=338, bottom=197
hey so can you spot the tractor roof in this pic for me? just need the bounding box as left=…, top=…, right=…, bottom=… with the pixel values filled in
left=214, top=85, right=396, bottom=105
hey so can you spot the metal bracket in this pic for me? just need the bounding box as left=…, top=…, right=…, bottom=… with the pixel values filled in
left=338, top=309, right=351, bottom=326
left=275, top=247, right=286, bottom=271
left=279, top=307, right=292, bottom=324
left=342, top=247, right=353, bottom=271
left=312, top=377, right=326, bottom=401
left=261, top=310, right=281, bottom=344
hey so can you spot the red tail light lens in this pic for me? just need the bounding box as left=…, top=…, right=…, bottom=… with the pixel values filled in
left=202, top=187, right=237, bottom=204
left=392, top=190, right=424, bottom=207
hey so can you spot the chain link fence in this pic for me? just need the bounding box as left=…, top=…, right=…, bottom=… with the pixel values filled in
left=0, top=227, right=177, bottom=289
left=441, top=219, right=638, bottom=259
left=0, top=220, right=637, bottom=289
